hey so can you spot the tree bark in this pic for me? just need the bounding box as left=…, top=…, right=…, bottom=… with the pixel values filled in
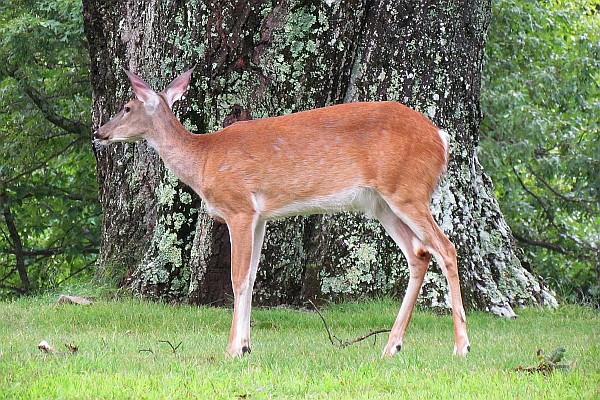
left=1, top=198, right=30, bottom=294
left=83, top=0, right=557, bottom=315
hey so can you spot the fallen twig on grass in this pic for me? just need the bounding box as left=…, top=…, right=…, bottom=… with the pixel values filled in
left=158, top=340, right=183, bottom=353
left=308, top=299, right=340, bottom=347
left=139, top=340, right=183, bottom=355
left=338, top=329, right=394, bottom=348
left=308, top=299, right=391, bottom=349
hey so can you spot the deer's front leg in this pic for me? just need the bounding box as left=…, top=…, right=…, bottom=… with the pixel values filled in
left=226, top=214, right=266, bottom=357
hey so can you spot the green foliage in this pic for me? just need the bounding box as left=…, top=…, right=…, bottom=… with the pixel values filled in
left=0, top=0, right=99, bottom=296
left=515, top=347, right=571, bottom=374
left=481, top=0, right=600, bottom=304
left=1, top=297, right=598, bottom=399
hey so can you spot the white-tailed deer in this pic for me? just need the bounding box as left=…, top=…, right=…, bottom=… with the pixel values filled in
left=94, top=68, right=470, bottom=358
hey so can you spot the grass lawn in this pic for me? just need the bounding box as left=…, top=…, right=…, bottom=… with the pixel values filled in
left=0, top=294, right=598, bottom=399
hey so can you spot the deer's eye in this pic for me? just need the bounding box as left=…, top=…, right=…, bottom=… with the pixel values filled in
left=124, top=106, right=131, bottom=113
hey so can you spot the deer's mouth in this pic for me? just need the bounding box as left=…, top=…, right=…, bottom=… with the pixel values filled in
left=93, top=135, right=143, bottom=145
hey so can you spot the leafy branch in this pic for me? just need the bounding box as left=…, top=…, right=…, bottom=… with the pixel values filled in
left=1, top=67, right=89, bottom=136
left=510, top=164, right=598, bottom=262
left=0, top=137, right=85, bottom=186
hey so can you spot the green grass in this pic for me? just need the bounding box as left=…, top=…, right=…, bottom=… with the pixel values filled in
left=1, top=294, right=598, bottom=399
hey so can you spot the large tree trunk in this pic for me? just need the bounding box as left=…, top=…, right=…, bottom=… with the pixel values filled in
left=83, top=0, right=556, bottom=315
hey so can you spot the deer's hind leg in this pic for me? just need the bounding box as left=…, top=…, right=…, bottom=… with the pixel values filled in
left=376, top=202, right=432, bottom=356
left=378, top=197, right=470, bottom=356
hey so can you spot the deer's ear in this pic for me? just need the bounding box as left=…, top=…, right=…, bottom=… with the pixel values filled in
left=124, top=69, right=159, bottom=113
left=162, top=67, right=195, bottom=109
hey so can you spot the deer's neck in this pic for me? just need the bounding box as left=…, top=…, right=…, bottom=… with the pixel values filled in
left=146, top=117, right=207, bottom=190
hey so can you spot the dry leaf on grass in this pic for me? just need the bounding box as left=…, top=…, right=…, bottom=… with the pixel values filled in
left=57, top=295, right=93, bottom=305
left=38, top=340, right=58, bottom=354
left=37, top=341, right=78, bottom=355
left=64, top=343, right=78, bottom=353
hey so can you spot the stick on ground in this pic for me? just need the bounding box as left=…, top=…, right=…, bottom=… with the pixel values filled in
left=308, top=300, right=390, bottom=349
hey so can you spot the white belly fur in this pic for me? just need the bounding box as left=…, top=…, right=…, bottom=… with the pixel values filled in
left=255, top=187, right=385, bottom=220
